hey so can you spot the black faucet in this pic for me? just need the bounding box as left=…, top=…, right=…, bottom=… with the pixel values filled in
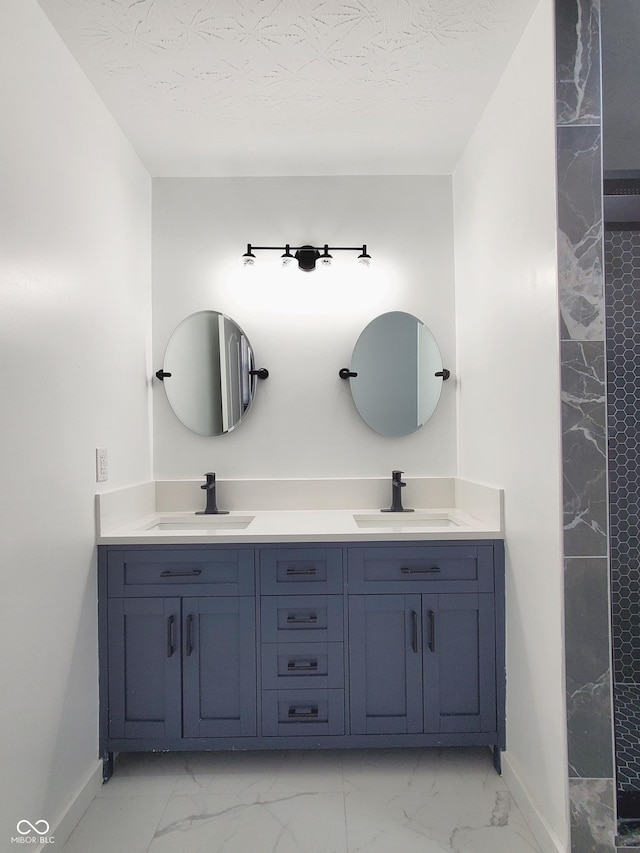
left=381, top=470, right=414, bottom=513
left=196, top=472, right=229, bottom=515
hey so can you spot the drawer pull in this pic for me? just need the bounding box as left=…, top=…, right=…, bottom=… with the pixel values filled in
left=160, top=569, right=203, bottom=578
left=285, top=568, right=317, bottom=576
left=287, top=659, right=319, bottom=672
left=288, top=705, right=319, bottom=719
left=167, top=615, right=175, bottom=658
left=400, top=567, right=441, bottom=575
left=287, top=614, right=318, bottom=624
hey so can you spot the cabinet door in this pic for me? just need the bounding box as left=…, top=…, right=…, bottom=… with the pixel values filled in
left=182, top=597, right=257, bottom=737
left=108, top=597, right=182, bottom=739
left=349, top=594, right=423, bottom=734
left=422, top=593, right=496, bottom=733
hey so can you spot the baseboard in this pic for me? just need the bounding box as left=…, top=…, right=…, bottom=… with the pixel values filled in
left=502, top=752, right=568, bottom=853
left=39, top=760, right=102, bottom=851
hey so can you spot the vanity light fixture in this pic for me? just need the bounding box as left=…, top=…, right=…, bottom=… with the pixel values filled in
left=242, top=243, right=371, bottom=272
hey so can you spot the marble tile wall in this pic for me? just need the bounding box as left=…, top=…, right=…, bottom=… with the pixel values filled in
left=555, top=0, right=601, bottom=125
left=555, top=1, right=617, bottom=850
left=565, top=555, right=613, bottom=780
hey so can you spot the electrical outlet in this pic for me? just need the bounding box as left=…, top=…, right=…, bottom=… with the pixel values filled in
left=96, top=448, right=108, bottom=482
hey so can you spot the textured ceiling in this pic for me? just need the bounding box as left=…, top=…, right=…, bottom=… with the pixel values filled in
left=38, top=0, right=538, bottom=176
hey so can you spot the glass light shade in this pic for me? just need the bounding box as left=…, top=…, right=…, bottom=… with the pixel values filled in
left=280, top=244, right=295, bottom=268
left=357, top=245, right=371, bottom=267
left=320, top=246, right=333, bottom=267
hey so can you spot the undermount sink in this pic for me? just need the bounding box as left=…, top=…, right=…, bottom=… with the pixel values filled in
left=353, top=512, right=459, bottom=529
left=139, top=515, right=255, bottom=532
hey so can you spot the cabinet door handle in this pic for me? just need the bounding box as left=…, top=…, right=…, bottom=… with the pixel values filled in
left=285, top=568, right=317, bottom=576
left=428, top=609, right=436, bottom=652
left=286, top=614, right=318, bottom=624
left=401, top=567, right=441, bottom=574
left=186, top=613, right=194, bottom=656
left=287, top=659, right=319, bottom=672
left=160, top=569, right=202, bottom=577
left=288, top=705, right=319, bottom=719
left=411, top=610, right=419, bottom=653
left=167, top=614, right=175, bottom=658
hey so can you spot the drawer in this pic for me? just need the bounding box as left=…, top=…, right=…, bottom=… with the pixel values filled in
left=261, top=596, right=343, bottom=643
left=260, top=548, right=343, bottom=594
left=347, top=545, right=495, bottom=593
left=261, top=642, right=344, bottom=689
left=107, top=548, right=255, bottom=596
left=261, top=689, right=344, bottom=736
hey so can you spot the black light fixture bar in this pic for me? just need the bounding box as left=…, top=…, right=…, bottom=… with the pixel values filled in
left=243, top=243, right=371, bottom=271
left=250, top=246, right=368, bottom=252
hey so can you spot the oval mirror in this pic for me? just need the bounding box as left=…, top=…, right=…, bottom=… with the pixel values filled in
left=347, top=311, right=446, bottom=437
left=160, top=311, right=262, bottom=436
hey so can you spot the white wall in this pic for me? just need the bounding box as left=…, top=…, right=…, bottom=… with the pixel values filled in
left=453, top=1, right=567, bottom=850
left=0, top=0, right=152, bottom=842
left=153, top=176, right=457, bottom=480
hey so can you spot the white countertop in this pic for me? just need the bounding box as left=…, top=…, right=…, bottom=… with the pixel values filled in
left=96, top=478, right=504, bottom=544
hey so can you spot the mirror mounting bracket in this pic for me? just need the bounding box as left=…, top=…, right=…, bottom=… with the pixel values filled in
left=155, top=370, right=172, bottom=381
left=249, top=368, right=269, bottom=379
left=435, top=369, right=451, bottom=380
left=339, top=368, right=358, bottom=379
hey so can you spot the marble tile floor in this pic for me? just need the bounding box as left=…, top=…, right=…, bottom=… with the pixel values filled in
left=60, top=747, right=542, bottom=853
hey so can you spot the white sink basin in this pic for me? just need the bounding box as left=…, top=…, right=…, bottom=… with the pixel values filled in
left=353, top=512, right=459, bottom=529
left=139, top=515, right=255, bottom=533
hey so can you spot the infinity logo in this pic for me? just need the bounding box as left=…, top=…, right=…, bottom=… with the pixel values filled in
left=16, top=820, right=50, bottom=836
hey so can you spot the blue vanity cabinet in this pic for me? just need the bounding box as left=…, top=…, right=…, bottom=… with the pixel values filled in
left=98, top=539, right=504, bottom=780
left=348, top=593, right=496, bottom=735
left=100, top=546, right=257, bottom=764
left=347, top=544, right=503, bottom=743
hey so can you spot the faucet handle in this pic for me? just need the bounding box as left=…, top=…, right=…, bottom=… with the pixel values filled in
left=392, top=470, right=405, bottom=483
left=202, top=472, right=216, bottom=490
